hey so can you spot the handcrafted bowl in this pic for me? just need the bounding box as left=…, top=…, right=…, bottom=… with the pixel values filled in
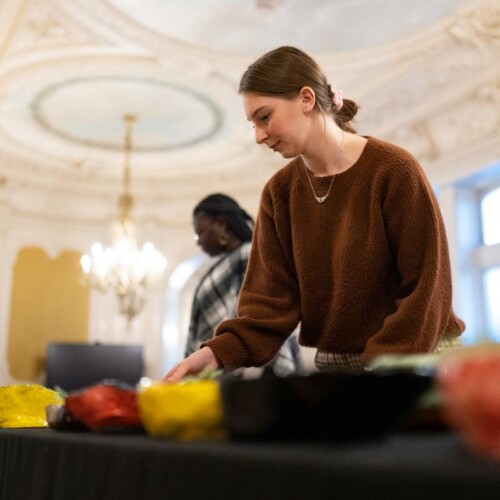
left=219, top=369, right=433, bottom=442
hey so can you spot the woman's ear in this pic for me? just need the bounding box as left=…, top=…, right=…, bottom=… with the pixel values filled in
left=214, top=216, right=230, bottom=246
left=299, top=86, right=316, bottom=112
left=214, top=216, right=229, bottom=237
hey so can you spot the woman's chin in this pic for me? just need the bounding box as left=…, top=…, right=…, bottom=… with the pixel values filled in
left=274, top=147, right=290, bottom=158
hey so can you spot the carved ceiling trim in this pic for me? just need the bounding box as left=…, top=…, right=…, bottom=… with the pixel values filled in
left=0, top=0, right=497, bottom=229
left=1, top=0, right=98, bottom=61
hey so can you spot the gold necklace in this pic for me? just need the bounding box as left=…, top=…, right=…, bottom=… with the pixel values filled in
left=304, top=129, right=345, bottom=204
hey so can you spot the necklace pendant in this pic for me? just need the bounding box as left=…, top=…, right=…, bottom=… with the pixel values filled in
left=316, top=195, right=327, bottom=203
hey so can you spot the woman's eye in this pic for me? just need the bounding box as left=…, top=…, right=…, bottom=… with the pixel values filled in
left=260, top=114, right=270, bottom=122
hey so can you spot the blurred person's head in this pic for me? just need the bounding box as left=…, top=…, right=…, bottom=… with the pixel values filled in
left=193, top=193, right=253, bottom=257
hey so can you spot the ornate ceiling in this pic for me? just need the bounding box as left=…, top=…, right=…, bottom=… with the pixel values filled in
left=0, top=0, right=498, bottom=228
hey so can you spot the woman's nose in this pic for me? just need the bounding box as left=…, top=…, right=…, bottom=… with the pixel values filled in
left=255, top=127, right=268, bottom=144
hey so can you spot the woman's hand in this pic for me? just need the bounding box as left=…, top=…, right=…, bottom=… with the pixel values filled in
left=163, top=347, right=220, bottom=382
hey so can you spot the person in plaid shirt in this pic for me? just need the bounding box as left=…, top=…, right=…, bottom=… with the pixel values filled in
left=186, top=193, right=304, bottom=377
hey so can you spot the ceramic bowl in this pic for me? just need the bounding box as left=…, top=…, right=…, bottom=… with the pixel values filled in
left=219, top=369, right=433, bottom=442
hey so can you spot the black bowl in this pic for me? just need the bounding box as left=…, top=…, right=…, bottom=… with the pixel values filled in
left=219, top=369, right=433, bottom=442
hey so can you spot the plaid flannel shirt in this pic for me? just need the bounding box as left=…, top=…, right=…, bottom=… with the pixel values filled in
left=185, top=242, right=303, bottom=376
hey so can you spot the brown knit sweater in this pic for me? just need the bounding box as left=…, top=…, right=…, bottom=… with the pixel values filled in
left=204, top=137, right=465, bottom=369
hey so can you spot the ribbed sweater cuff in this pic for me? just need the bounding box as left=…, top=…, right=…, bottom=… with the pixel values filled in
left=202, top=333, right=249, bottom=371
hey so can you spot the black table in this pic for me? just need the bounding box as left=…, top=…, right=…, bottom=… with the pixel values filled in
left=0, top=428, right=498, bottom=500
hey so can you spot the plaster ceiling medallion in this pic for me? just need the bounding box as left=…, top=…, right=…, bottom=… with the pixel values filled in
left=31, top=77, right=223, bottom=151
left=0, top=51, right=244, bottom=181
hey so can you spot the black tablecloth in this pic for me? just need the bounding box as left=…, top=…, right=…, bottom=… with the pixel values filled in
left=0, top=428, right=498, bottom=500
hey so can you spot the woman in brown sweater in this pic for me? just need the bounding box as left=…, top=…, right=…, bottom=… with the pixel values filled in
left=165, top=46, right=464, bottom=381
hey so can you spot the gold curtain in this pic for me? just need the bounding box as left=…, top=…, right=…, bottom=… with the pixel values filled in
left=7, top=247, right=89, bottom=381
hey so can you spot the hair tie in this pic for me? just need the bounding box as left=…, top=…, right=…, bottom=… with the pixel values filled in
left=331, top=89, right=344, bottom=111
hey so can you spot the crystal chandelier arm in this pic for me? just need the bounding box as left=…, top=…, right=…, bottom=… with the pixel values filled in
left=80, top=113, right=167, bottom=324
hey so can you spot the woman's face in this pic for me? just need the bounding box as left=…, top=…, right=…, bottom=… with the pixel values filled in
left=242, top=91, right=312, bottom=159
left=193, top=212, right=226, bottom=257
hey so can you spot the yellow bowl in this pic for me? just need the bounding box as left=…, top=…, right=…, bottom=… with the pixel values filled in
left=0, top=384, right=62, bottom=428
left=138, top=380, right=225, bottom=440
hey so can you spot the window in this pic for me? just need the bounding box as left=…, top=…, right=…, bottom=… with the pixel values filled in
left=449, top=162, right=500, bottom=344
left=484, top=267, right=500, bottom=342
left=481, top=186, right=500, bottom=246
left=162, top=254, right=209, bottom=372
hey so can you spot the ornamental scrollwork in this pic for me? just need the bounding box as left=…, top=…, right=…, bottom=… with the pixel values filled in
left=448, top=1, right=500, bottom=46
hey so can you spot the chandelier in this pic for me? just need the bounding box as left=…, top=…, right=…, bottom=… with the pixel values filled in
left=80, top=115, right=167, bottom=323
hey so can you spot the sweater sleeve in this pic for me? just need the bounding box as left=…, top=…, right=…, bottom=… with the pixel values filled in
left=361, top=154, right=459, bottom=363
left=203, top=190, right=301, bottom=370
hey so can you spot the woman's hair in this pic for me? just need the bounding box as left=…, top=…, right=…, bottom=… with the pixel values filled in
left=239, top=46, right=359, bottom=133
left=193, top=193, right=254, bottom=242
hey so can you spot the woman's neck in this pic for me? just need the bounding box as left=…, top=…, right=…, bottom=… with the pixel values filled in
left=224, top=238, right=243, bottom=253
left=301, top=120, right=366, bottom=177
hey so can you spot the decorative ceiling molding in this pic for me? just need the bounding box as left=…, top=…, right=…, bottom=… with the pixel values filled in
left=1, top=0, right=97, bottom=61
left=87, top=0, right=471, bottom=55
left=0, top=0, right=497, bottom=228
